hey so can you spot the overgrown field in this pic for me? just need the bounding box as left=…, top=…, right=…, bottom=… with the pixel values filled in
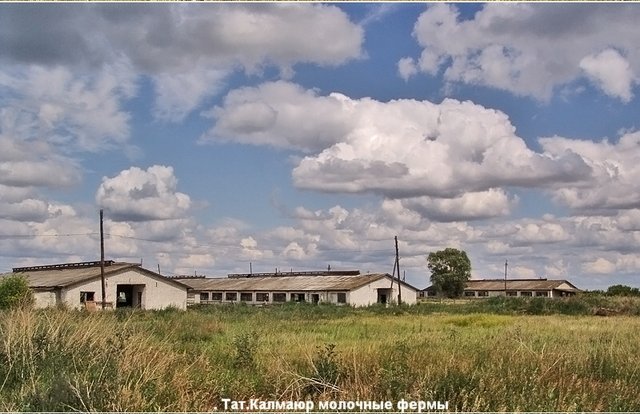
left=1, top=298, right=640, bottom=411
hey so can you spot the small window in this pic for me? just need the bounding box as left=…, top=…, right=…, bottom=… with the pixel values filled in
left=256, top=293, right=269, bottom=302
left=536, top=291, right=549, bottom=297
left=521, top=291, right=532, bottom=297
left=200, top=292, right=209, bottom=301
left=337, top=292, right=347, bottom=303
left=464, top=291, right=476, bottom=297
left=506, top=291, right=518, bottom=297
left=292, top=293, right=306, bottom=302
left=240, top=292, right=253, bottom=302
left=211, top=292, right=222, bottom=301
left=225, top=292, right=237, bottom=301
left=80, top=291, right=95, bottom=303
left=273, top=293, right=286, bottom=302
left=477, top=291, right=488, bottom=297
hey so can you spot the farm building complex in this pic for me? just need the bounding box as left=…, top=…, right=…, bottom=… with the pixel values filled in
left=1, top=262, right=418, bottom=309
left=176, top=270, right=418, bottom=307
left=2, top=261, right=189, bottom=310
left=421, top=278, right=581, bottom=298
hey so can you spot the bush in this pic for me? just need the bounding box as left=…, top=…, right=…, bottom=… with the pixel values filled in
left=302, top=343, right=341, bottom=397
left=232, top=331, right=258, bottom=369
left=606, top=285, right=640, bottom=297
left=0, top=274, right=33, bottom=310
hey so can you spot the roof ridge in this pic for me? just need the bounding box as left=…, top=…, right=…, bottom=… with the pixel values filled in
left=13, top=260, right=119, bottom=272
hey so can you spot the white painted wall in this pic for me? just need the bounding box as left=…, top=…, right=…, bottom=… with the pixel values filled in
left=33, top=290, right=58, bottom=308
left=349, top=277, right=417, bottom=307
left=188, top=279, right=419, bottom=308
left=61, top=269, right=187, bottom=310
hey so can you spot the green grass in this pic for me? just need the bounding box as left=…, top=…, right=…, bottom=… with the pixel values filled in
left=1, top=298, right=640, bottom=411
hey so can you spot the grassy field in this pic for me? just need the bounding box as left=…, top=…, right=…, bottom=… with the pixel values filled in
left=1, top=298, right=640, bottom=411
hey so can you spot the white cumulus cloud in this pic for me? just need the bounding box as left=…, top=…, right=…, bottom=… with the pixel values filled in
left=96, top=165, right=191, bottom=222
left=404, top=4, right=640, bottom=101
left=0, top=4, right=364, bottom=123
left=210, top=81, right=590, bottom=203
left=541, top=131, right=640, bottom=210
left=580, top=49, right=635, bottom=103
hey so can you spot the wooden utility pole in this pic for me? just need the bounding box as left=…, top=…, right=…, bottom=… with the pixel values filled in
left=390, top=258, right=396, bottom=291
left=100, top=209, right=106, bottom=310
left=395, top=236, right=402, bottom=304
left=504, top=259, right=508, bottom=296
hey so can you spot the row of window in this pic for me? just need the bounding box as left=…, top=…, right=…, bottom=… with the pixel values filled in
left=198, top=291, right=347, bottom=303
left=464, top=290, right=550, bottom=297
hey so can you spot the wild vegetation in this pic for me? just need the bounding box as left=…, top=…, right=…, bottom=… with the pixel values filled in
left=0, top=275, right=33, bottom=310
left=1, top=297, right=640, bottom=411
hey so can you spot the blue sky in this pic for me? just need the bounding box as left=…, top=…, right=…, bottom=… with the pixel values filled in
left=1, top=3, right=640, bottom=290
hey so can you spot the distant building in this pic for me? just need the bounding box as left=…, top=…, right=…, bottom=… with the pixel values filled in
left=2, top=261, right=189, bottom=310
left=175, top=270, right=418, bottom=307
left=421, top=278, right=581, bottom=298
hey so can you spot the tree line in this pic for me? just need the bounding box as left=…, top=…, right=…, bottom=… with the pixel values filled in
left=426, top=247, right=639, bottom=298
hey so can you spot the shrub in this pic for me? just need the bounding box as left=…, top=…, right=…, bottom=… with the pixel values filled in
left=305, top=343, right=341, bottom=396
left=606, top=285, right=640, bottom=297
left=0, top=274, right=33, bottom=310
left=378, top=340, right=412, bottom=399
left=232, top=331, right=258, bottom=369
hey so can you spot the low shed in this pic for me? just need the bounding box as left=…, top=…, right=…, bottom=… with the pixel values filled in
left=177, top=271, right=417, bottom=307
left=2, top=261, right=189, bottom=310
left=422, top=278, right=581, bottom=298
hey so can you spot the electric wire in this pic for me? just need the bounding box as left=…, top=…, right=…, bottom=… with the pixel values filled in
left=0, top=232, right=395, bottom=254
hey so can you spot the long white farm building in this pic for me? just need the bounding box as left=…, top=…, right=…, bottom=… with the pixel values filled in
left=176, top=270, right=418, bottom=307
left=421, top=278, right=581, bottom=298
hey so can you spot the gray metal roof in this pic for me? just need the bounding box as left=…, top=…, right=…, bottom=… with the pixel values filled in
left=176, top=273, right=405, bottom=292
left=465, top=279, right=580, bottom=292
left=424, top=278, right=580, bottom=292
left=1, top=262, right=189, bottom=289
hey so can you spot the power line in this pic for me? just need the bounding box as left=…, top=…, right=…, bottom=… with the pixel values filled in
left=0, top=231, right=395, bottom=254
left=0, top=233, right=98, bottom=239
left=105, top=233, right=392, bottom=254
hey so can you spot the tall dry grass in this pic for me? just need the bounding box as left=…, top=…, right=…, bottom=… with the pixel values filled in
left=0, top=307, right=218, bottom=411
left=1, top=301, right=640, bottom=411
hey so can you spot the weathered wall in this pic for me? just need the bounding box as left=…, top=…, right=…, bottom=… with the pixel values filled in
left=33, top=290, right=58, bottom=308
left=350, top=277, right=417, bottom=307
left=61, top=270, right=187, bottom=310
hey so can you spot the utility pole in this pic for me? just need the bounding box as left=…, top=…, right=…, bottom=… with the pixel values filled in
left=504, top=259, right=508, bottom=296
left=395, top=236, right=402, bottom=304
left=390, top=258, right=396, bottom=292
left=100, top=209, right=106, bottom=310
left=157, top=263, right=161, bottom=275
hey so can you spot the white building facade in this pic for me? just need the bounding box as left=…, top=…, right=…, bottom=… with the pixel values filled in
left=178, top=271, right=418, bottom=307
left=4, top=261, right=189, bottom=310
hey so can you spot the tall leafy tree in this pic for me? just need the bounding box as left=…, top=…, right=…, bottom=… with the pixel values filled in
left=428, top=248, right=471, bottom=298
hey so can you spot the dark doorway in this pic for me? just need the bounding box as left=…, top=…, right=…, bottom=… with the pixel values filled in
left=377, top=288, right=391, bottom=304
left=137, top=291, right=143, bottom=308
left=116, top=285, right=134, bottom=308
left=293, top=293, right=306, bottom=302
left=311, top=294, right=320, bottom=304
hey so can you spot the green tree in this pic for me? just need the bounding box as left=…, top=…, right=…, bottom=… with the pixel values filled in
left=606, top=284, right=640, bottom=297
left=0, top=274, right=33, bottom=310
left=427, top=248, right=471, bottom=298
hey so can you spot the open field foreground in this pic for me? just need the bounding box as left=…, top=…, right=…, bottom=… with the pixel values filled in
left=1, top=299, right=640, bottom=412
